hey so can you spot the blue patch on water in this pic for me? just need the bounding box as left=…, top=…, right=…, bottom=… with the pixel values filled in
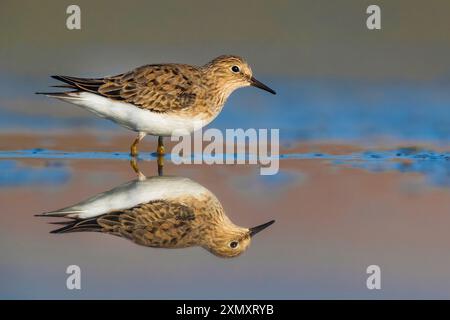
left=349, top=159, right=450, bottom=187
left=0, top=149, right=153, bottom=161
left=257, top=170, right=298, bottom=185
left=338, top=149, right=450, bottom=187
left=286, top=149, right=450, bottom=187
left=1, top=148, right=449, bottom=187
left=0, top=160, right=71, bottom=187
left=216, top=79, right=450, bottom=143
left=2, top=78, right=450, bottom=143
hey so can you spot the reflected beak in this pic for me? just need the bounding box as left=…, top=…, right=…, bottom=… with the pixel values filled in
left=250, top=77, right=276, bottom=95
left=249, top=220, right=275, bottom=237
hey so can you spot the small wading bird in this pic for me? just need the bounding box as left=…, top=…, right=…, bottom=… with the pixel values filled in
left=36, top=165, right=275, bottom=258
left=37, top=55, right=276, bottom=157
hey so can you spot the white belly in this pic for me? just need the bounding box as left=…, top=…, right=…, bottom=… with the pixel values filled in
left=57, top=92, right=209, bottom=136
left=50, top=176, right=212, bottom=219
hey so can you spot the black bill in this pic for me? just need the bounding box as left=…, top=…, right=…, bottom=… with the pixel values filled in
left=249, top=220, right=275, bottom=237
left=250, top=77, right=276, bottom=95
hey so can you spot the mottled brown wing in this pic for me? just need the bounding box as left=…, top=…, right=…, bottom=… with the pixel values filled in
left=97, top=200, right=195, bottom=247
left=52, top=64, right=200, bottom=113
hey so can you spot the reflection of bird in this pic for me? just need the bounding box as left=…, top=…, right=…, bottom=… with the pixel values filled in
left=37, top=175, right=274, bottom=258
left=37, top=55, right=276, bottom=156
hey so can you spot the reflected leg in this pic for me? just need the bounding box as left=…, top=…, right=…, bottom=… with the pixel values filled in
left=157, top=155, right=164, bottom=176
left=130, top=157, right=146, bottom=181
left=130, top=132, right=146, bottom=156
left=157, top=136, right=165, bottom=155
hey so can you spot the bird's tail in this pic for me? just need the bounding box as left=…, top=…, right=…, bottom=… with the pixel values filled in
left=35, top=75, right=101, bottom=97
left=34, top=91, right=82, bottom=99
left=48, top=218, right=102, bottom=234
left=35, top=209, right=85, bottom=218
left=36, top=75, right=104, bottom=97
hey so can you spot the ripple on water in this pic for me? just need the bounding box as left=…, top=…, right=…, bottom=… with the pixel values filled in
left=0, top=147, right=449, bottom=187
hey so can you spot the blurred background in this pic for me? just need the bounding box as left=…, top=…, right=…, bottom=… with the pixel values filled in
left=1, top=0, right=450, bottom=299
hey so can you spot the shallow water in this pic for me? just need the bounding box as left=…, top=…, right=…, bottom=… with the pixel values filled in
left=2, top=145, right=450, bottom=187
left=1, top=135, right=450, bottom=298
left=2, top=75, right=450, bottom=298
left=3, top=0, right=450, bottom=300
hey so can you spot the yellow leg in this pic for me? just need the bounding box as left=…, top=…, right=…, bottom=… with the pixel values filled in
left=130, top=157, right=146, bottom=180
left=130, top=143, right=138, bottom=157
left=157, top=136, right=165, bottom=155
left=157, top=154, right=164, bottom=176
left=130, top=132, right=146, bottom=156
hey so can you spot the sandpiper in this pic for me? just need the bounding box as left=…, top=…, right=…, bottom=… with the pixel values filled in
left=37, top=55, right=276, bottom=156
left=37, top=173, right=274, bottom=258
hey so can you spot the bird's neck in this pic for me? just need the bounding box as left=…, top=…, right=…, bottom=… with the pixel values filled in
left=201, top=69, right=237, bottom=109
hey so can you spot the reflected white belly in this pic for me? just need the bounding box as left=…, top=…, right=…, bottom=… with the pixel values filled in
left=49, top=176, right=212, bottom=219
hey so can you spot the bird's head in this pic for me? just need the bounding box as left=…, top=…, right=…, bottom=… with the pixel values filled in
left=203, top=55, right=276, bottom=97
left=204, top=219, right=275, bottom=258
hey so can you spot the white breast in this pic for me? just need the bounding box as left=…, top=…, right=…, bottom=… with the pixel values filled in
left=56, top=92, right=210, bottom=136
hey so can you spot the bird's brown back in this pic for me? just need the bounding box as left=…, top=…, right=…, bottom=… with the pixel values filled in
left=52, top=64, right=207, bottom=115
left=52, top=195, right=227, bottom=249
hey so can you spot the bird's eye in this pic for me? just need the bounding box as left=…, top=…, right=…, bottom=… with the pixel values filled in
left=231, top=65, right=240, bottom=73
left=229, top=241, right=239, bottom=249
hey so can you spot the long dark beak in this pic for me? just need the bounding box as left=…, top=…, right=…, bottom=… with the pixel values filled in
left=249, top=220, right=275, bottom=237
left=250, top=77, right=276, bottom=95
